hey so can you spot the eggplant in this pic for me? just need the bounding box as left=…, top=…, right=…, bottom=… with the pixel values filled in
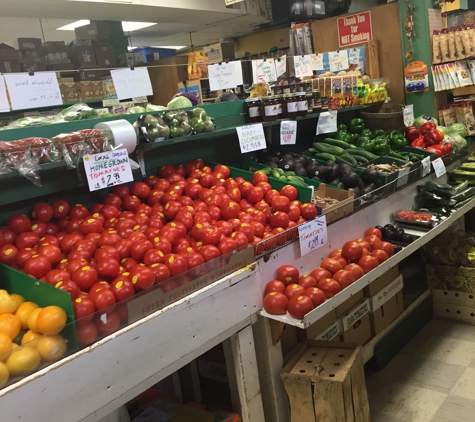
left=330, top=165, right=340, bottom=180
left=317, top=166, right=333, bottom=180
left=336, top=182, right=345, bottom=189
left=402, top=234, right=414, bottom=244
left=353, top=187, right=361, bottom=198
left=395, top=228, right=405, bottom=241
left=306, top=162, right=319, bottom=177
left=384, top=230, right=397, bottom=240
left=312, top=176, right=324, bottom=182
left=384, top=224, right=395, bottom=231
left=375, top=225, right=384, bottom=232
left=325, top=160, right=337, bottom=166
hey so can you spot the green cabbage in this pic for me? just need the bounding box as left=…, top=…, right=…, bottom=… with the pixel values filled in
left=444, top=135, right=467, bottom=151
left=167, top=96, right=192, bottom=110
left=447, top=122, right=468, bottom=138
left=411, top=115, right=438, bottom=127
left=437, top=126, right=449, bottom=135
left=125, top=106, right=146, bottom=114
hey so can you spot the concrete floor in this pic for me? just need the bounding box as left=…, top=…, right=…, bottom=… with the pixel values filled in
left=366, top=318, right=475, bottom=422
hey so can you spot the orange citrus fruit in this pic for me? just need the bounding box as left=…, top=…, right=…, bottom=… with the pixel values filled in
left=36, top=335, right=67, bottom=362
left=0, top=291, right=17, bottom=315
left=27, top=308, right=43, bottom=332
left=0, top=333, right=12, bottom=361
left=36, top=306, right=67, bottom=335
left=6, top=346, right=40, bottom=375
left=15, top=302, right=39, bottom=330
left=1, top=342, right=18, bottom=362
left=21, top=330, right=41, bottom=347
left=0, top=314, right=21, bottom=340
left=10, top=294, right=25, bottom=308
left=0, top=361, right=9, bottom=387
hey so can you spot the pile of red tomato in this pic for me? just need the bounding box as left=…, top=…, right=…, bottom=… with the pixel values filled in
left=262, top=227, right=395, bottom=320
left=0, top=159, right=318, bottom=344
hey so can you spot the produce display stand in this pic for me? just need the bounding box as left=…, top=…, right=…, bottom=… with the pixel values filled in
left=0, top=98, right=471, bottom=422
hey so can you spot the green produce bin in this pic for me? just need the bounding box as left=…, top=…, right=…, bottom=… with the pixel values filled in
left=358, top=156, right=408, bottom=184
left=0, top=264, right=78, bottom=350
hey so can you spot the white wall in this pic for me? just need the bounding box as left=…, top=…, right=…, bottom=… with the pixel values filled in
left=349, top=0, right=380, bottom=13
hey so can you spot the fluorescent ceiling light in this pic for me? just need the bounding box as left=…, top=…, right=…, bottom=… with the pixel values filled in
left=151, top=46, right=187, bottom=50
left=57, top=19, right=90, bottom=30
left=122, top=22, right=157, bottom=32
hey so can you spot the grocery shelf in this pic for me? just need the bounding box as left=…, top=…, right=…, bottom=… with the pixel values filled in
left=0, top=264, right=260, bottom=422
left=258, top=155, right=471, bottom=328
left=0, top=99, right=104, bottom=116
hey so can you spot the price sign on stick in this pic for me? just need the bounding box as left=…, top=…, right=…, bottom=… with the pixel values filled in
left=236, top=124, right=267, bottom=153
left=432, top=157, right=446, bottom=178
left=280, top=120, right=297, bottom=145
left=83, top=149, right=134, bottom=192
left=298, top=216, right=328, bottom=257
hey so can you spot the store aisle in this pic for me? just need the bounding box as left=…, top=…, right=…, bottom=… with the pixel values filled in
left=366, top=318, right=475, bottom=422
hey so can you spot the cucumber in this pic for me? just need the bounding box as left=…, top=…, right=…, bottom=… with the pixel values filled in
left=322, top=138, right=358, bottom=150
left=455, top=180, right=469, bottom=193
left=313, top=153, right=336, bottom=161
left=335, top=154, right=358, bottom=166
left=452, top=187, right=475, bottom=203
left=287, top=176, right=308, bottom=186
left=455, top=195, right=475, bottom=208
left=271, top=169, right=281, bottom=178
left=313, top=143, right=345, bottom=156
left=284, top=171, right=296, bottom=177
left=345, top=149, right=377, bottom=160
left=350, top=155, right=368, bottom=164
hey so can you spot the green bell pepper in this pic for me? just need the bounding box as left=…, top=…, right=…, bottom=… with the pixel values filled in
left=389, top=131, right=407, bottom=151
left=349, top=118, right=365, bottom=134
left=357, top=137, right=376, bottom=152
left=373, top=129, right=386, bottom=138
left=349, top=133, right=360, bottom=145
left=373, top=139, right=390, bottom=156
left=360, top=129, right=373, bottom=139
left=338, top=132, right=352, bottom=143
left=337, top=124, right=348, bottom=132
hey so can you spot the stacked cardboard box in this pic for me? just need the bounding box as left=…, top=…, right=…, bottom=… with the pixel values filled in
left=0, top=43, right=21, bottom=73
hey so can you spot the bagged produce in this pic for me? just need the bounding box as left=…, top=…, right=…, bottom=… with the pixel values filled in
left=163, top=109, right=192, bottom=138
left=2, top=115, right=52, bottom=130
left=56, top=103, right=99, bottom=122
left=137, top=114, right=171, bottom=142
left=188, top=107, right=215, bottom=134
left=422, top=229, right=475, bottom=267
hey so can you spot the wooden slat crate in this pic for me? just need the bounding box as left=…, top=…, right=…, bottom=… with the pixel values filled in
left=313, top=184, right=354, bottom=224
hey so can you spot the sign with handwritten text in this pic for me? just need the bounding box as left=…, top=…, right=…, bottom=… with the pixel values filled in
left=253, top=59, right=277, bottom=84
left=0, top=76, right=9, bottom=112
left=294, top=55, right=313, bottom=78
left=329, top=50, right=350, bottom=72
left=236, top=124, right=266, bottom=153
left=110, top=68, right=153, bottom=100
left=276, top=55, right=287, bottom=77
left=311, top=54, right=324, bottom=71
left=298, top=216, right=328, bottom=257
left=209, top=62, right=243, bottom=91
left=3, top=72, right=62, bottom=110
left=83, top=148, right=134, bottom=192
left=280, top=120, right=297, bottom=145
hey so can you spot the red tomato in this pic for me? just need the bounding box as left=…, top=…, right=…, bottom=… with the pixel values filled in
left=371, top=249, right=389, bottom=264
left=317, top=278, right=341, bottom=299
left=89, top=281, right=110, bottom=293
left=305, top=287, right=326, bottom=307
left=15, top=248, right=37, bottom=268
left=287, top=205, right=301, bottom=222
left=112, top=185, right=130, bottom=198
left=159, top=164, right=175, bottom=178
left=159, top=226, right=181, bottom=245
left=69, top=204, right=89, bottom=220
left=276, top=265, right=299, bottom=285
left=287, top=295, right=314, bottom=319
left=0, top=244, right=18, bottom=265
left=365, top=227, right=383, bottom=240
left=130, top=182, right=151, bottom=199
left=271, top=196, right=290, bottom=213
left=320, top=258, right=343, bottom=274
left=32, top=203, right=53, bottom=222
left=130, top=239, right=153, bottom=261
left=72, top=265, right=98, bottom=290
left=379, top=241, right=395, bottom=257
left=298, top=274, right=317, bottom=289
left=1, top=228, right=17, bottom=244
left=129, top=265, right=155, bottom=291
left=45, top=222, right=59, bottom=236
left=328, top=249, right=342, bottom=258
left=357, top=255, right=379, bottom=274
left=269, top=211, right=290, bottom=229
left=246, top=186, right=264, bottom=204
left=355, top=238, right=371, bottom=251
left=264, top=190, right=280, bottom=205
left=300, top=203, right=318, bottom=220
left=217, top=237, right=238, bottom=255
left=365, top=235, right=383, bottom=251
left=109, top=279, right=135, bottom=301
left=30, top=220, right=47, bottom=237
left=163, top=253, right=188, bottom=276
left=55, top=280, right=80, bottom=300
left=214, top=164, right=231, bottom=179
left=73, top=297, right=95, bottom=325
left=37, top=244, right=62, bottom=264
left=250, top=221, right=265, bottom=238
left=230, top=231, right=249, bottom=248
left=199, top=245, right=221, bottom=262
left=52, top=200, right=70, bottom=219
left=280, top=185, right=298, bottom=201
left=150, top=263, right=171, bottom=283
left=96, top=257, right=121, bottom=279
left=44, top=269, right=70, bottom=285
left=186, top=252, right=205, bottom=269
left=89, top=289, right=116, bottom=311
left=344, top=264, right=364, bottom=281
left=284, top=283, right=306, bottom=300
left=94, top=310, right=121, bottom=335
left=333, top=270, right=355, bottom=289
left=265, top=280, right=285, bottom=295
left=95, top=246, right=120, bottom=262
left=15, top=232, right=39, bottom=250
left=122, top=195, right=142, bottom=212
left=151, top=236, right=172, bottom=255
left=200, top=226, right=222, bottom=245
left=251, top=171, right=268, bottom=185
left=8, top=214, right=31, bottom=234
left=263, top=292, right=288, bottom=315
left=24, top=254, right=51, bottom=278
left=238, top=223, right=255, bottom=242
left=220, top=201, right=240, bottom=219
left=341, top=241, right=363, bottom=261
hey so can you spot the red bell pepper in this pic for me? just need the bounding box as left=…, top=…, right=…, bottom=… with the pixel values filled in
left=410, top=135, right=425, bottom=148
left=423, top=130, right=444, bottom=146
left=405, top=126, right=421, bottom=142
left=426, top=146, right=443, bottom=157
left=440, top=142, right=453, bottom=155
left=420, top=122, right=437, bottom=132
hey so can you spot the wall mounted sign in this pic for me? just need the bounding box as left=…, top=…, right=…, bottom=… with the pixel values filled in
left=337, top=11, right=373, bottom=48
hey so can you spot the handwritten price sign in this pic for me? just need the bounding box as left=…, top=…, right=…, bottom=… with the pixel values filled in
left=298, top=216, right=328, bottom=257
left=294, top=55, right=313, bottom=78
left=280, top=120, right=297, bottom=145
left=209, top=62, right=243, bottom=91
left=236, top=124, right=267, bottom=153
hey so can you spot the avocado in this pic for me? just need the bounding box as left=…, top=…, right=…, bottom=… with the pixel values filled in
left=278, top=159, right=295, bottom=171
left=341, top=172, right=359, bottom=189
left=339, top=163, right=354, bottom=176
left=361, top=168, right=380, bottom=185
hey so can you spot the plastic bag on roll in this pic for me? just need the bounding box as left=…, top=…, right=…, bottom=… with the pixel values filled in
left=137, top=114, right=170, bottom=142
left=94, top=120, right=138, bottom=153
left=163, top=109, right=191, bottom=138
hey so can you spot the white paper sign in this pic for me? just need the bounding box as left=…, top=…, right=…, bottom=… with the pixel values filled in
left=294, top=55, right=313, bottom=78
left=311, top=54, right=324, bottom=71
left=403, top=104, right=415, bottom=127
left=83, top=148, right=134, bottom=192
left=110, top=68, right=153, bottom=100
left=432, top=157, right=446, bottom=178
left=0, top=76, right=9, bottom=112
left=236, top=124, right=267, bottom=153
left=329, top=50, right=349, bottom=72
left=276, top=55, right=287, bottom=78
left=316, top=110, right=338, bottom=135
left=348, top=49, right=359, bottom=65
left=396, top=167, right=410, bottom=188
left=209, top=62, right=243, bottom=91
left=3, top=72, right=62, bottom=110
left=298, top=215, right=328, bottom=257
left=280, top=120, right=297, bottom=145
left=421, top=156, right=431, bottom=177
left=253, top=59, right=277, bottom=84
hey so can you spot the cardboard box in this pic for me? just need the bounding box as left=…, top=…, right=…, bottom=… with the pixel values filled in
left=118, top=52, right=144, bottom=66
left=77, top=69, right=109, bottom=81
left=69, top=46, right=97, bottom=67
left=275, top=28, right=290, bottom=49
left=94, top=45, right=118, bottom=67
left=17, top=38, right=42, bottom=50
left=47, top=64, right=75, bottom=71
left=426, top=264, right=475, bottom=292
left=59, top=77, right=75, bottom=84
left=339, top=299, right=372, bottom=344
left=336, top=290, right=364, bottom=318
left=74, top=21, right=111, bottom=40
left=101, top=77, right=117, bottom=100
left=203, top=42, right=235, bottom=64
left=0, top=60, right=21, bottom=73
left=197, top=358, right=228, bottom=383
left=78, top=81, right=103, bottom=101
left=146, top=52, right=161, bottom=62
left=44, top=41, right=65, bottom=47
left=60, top=82, right=80, bottom=103
left=17, top=49, right=41, bottom=63
left=0, top=44, right=18, bottom=61
left=306, top=309, right=338, bottom=340
left=20, top=62, right=46, bottom=73
left=364, top=265, right=400, bottom=297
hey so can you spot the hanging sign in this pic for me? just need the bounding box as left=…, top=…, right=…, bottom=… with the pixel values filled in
left=403, top=104, right=415, bottom=126
left=298, top=216, right=328, bottom=257
left=236, top=124, right=267, bottom=153
left=110, top=68, right=153, bottom=100
left=253, top=59, right=277, bottom=84
left=337, top=11, right=373, bottom=48
left=294, top=55, right=313, bottom=78
left=276, top=55, right=287, bottom=77
left=311, top=53, right=324, bottom=71
left=329, top=50, right=350, bottom=72
left=316, top=110, right=338, bottom=135
left=209, top=62, right=243, bottom=91
left=83, top=148, right=134, bottom=192
left=280, top=120, right=297, bottom=145
left=404, top=61, right=429, bottom=93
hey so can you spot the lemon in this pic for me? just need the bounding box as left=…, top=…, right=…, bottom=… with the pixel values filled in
left=9, top=294, right=25, bottom=308
left=36, top=335, right=67, bottom=362
left=0, top=361, right=9, bottom=387
left=0, top=291, right=18, bottom=315
left=6, top=347, right=41, bottom=375
left=21, top=330, right=42, bottom=348
left=0, top=332, right=12, bottom=361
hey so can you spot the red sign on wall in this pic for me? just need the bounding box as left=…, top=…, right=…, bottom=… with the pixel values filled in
left=337, top=11, right=373, bottom=48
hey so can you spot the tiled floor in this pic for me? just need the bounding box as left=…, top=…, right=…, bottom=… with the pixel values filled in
left=366, top=318, right=475, bottom=422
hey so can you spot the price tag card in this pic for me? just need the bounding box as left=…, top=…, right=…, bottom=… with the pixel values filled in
left=236, top=124, right=267, bottom=153
left=432, top=157, right=446, bottom=178
left=294, top=55, right=313, bottom=78
left=253, top=59, right=277, bottom=84
left=316, top=110, right=338, bottom=135
left=280, top=120, right=297, bottom=145
left=110, top=68, right=153, bottom=100
left=83, top=148, right=134, bottom=192
left=298, top=215, right=328, bottom=257
left=329, top=50, right=349, bottom=72
left=0, top=76, right=9, bottom=112
left=396, top=167, right=410, bottom=188
left=421, top=156, right=431, bottom=177
left=276, top=55, right=287, bottom=78
left=132, top=96, right=148, bottom=104
left=4, top=72, right=62, bottom=110
left=348, top=49, right=360, bottom=65
left=311, top=53, right=324, bottom=71
left=209, top=61, right=243, bottom=91
left=403, top=104, right=414, bottom=127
